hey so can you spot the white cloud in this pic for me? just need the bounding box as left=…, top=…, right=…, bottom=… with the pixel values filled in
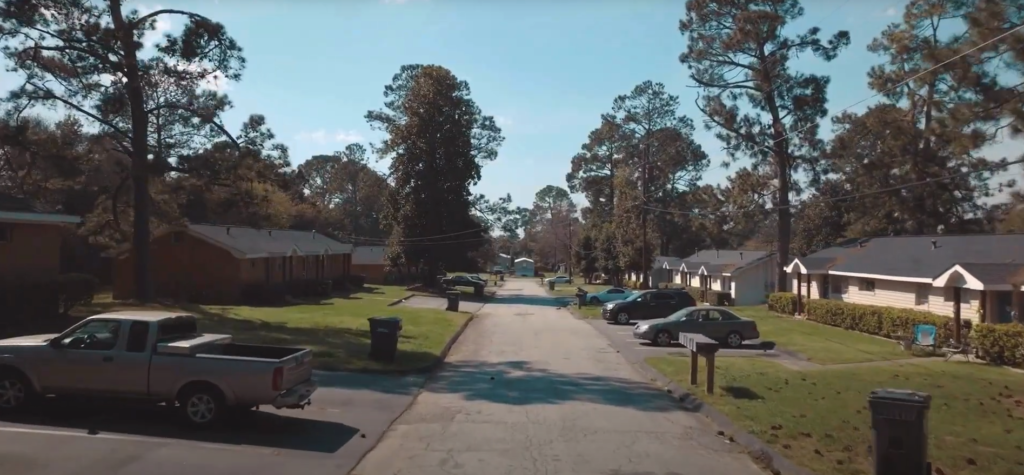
left=296, top=129, right=365, bottom=145
left=137, top=4, right=172, bottom=49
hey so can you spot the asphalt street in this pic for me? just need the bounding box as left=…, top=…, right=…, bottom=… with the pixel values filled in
left=351, top=279, right=764, bottom=475
left=0, top=371, right=427, bottom=475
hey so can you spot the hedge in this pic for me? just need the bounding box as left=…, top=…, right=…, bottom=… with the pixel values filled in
left=803, top=299, right=972, bottom=343
left=767, top=292, right=797, bottom=315
left=971, top=324, right=1024, bottom=367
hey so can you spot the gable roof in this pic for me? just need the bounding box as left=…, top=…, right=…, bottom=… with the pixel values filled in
left=795, top=234, right=1024, bottom=280
left=110, top=224, right=352, bottom=259
left=654, top=255, right=683, bottom=271
left=679, top=249, right=772, bottom=275
left=0, top=193, right=80, bottom=225
left=515, top=257, right=534, bottom=263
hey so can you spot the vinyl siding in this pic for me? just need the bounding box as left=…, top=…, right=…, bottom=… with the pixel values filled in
left=821, top=276, right=981, bottom=321
left=733, top=256, right=776, bottom=306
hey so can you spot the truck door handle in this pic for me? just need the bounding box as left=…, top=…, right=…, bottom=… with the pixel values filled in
left=102, top=356, right=113, bottom=362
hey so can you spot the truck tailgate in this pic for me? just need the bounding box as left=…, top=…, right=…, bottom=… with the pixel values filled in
left=282, top=349, right=314, bottom=389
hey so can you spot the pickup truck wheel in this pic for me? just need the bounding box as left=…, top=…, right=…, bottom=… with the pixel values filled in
left=179, top=386, right=224, bottom=427
left=0, top=371, right=33, bottom=412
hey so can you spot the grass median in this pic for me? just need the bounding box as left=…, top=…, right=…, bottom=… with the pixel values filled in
left=66, top=285, right=470, bottom=372
left=647, top=356, right=1024, bottom=475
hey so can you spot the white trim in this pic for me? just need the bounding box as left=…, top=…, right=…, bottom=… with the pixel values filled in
left=698, top=266, right=713, bottom=276
left=931, top=264, right=1021, bottom=291
left=784, top=258, right=827, bottom=275
left=0, top=210, right=80, bottom=225
left=827, top=271, right=933, bottom=284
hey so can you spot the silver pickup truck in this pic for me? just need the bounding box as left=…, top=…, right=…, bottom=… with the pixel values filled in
left=0, top=311, right=317, bottom=427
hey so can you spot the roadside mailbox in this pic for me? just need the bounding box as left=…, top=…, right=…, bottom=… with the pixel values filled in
left=867, top=388, right=932, bottom=475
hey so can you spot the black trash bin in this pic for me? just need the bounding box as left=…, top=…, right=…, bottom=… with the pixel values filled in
left=367, top=316, right=403, bottom=363
left=446, top=291, right=460, bottom=312
left=499, top=274, right=504, bottom=281
left=867, top=388, right=932, bottom=475
left=575, top=288, right=588, bottom=307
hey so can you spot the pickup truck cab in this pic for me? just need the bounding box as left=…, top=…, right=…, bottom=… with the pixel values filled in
left=0, top=311, right=317, bottom=427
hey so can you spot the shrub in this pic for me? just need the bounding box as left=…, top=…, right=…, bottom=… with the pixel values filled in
left=685, top=286, right=703, bottom=303
left=970, top=324, right=1024, bottom=367
left=767, top=292, right=797, bottom=315
left=348, top=274, right=366, bottom=289
left=56, top=273, right=98, bottom=315
left=707, top=290, right=733, bottom=306
left=804, top=299, right=972, bottom=343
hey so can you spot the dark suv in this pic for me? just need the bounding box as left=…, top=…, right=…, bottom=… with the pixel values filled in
left=601, top=289, right=698, bottom=325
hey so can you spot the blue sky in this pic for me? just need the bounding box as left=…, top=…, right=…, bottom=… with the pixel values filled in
left=9, top=1, right=1022, bottom=208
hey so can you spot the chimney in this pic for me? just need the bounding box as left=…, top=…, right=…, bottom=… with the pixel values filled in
left=739, top=252, right=743, bottom=260
left=931, top=239, right=937, bottom=250
left=226, top=227, right=231, bottom=235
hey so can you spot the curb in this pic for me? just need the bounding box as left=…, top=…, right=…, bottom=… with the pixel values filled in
left=630, top=358, right=817, bottom=475
left=387, top=294, right=416, bottom=307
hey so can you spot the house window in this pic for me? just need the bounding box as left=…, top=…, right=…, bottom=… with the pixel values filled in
left=830, top=276, right=843, bottom=295
left=915, top=284, right=929, bottom=305
left=862, top=279, right=876, bottom=293
left=0, top=226, right=10, bottom=243
left=171, top=231, right=185, bottom=244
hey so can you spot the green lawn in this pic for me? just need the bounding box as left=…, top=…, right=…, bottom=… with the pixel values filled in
left=647, top=356, right=1024, bottom=475
left=732, top=306, right=910, bottom=365
left=70, top=285, right=469, bottom=372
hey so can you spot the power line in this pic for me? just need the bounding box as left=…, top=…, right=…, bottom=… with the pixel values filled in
left=722, top=22, right=1024, bottom=157
left=642, top=157, right=1024, bottom=218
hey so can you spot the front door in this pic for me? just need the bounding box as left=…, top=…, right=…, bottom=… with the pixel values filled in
left=995, top=291, right=1014, bottom=323
left=41, top=319, right=124, bottom=394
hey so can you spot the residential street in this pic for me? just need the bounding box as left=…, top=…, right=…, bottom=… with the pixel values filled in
left=0, top=372, right=427, bottom=475
left=352, top=279, right=763, bottom=475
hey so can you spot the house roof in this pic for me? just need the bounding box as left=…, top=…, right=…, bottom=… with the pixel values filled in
left=188, top=224, right=351, bottom=258
left=654, top=256, right=683, bottom=270
left=515, top=258, right=534, bottom=263
left=352, top=246, right=386, bottom=265
left=680, top=249, right=772, bottom=275
left=796, top=234, right=1024, bottom=280
left=947, top=263, right=1024, bottom=285
left=0, top=193, right=81, bottom=225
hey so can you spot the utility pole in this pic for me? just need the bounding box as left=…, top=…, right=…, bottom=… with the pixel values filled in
left=567, top=217, right=573, bottom=283
left=640, top=140, right=649, bottom=289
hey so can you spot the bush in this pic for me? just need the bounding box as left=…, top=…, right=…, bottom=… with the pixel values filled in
left=685, top=286, right=703, bottom=303
left=56, top=273, right=98, bottom=315
left=0, top=280, right=59, bottom=318
left=804, top=299, right=972, bottom=343
left=707, top=290, right=733, bottom=306
left=971, top=324, right=1024, bottom=366
left=348, top=274, right=366, bottom=289
left=768, top=292, right=797, bottom=315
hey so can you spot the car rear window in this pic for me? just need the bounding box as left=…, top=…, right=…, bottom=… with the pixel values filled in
left=157, top=317, right=199, bottom=342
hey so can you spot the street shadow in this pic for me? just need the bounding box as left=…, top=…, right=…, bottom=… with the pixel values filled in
left=315, top=371, right=427, bottom=395
left=720, top=386, right=764, bottom=400
left=417, top=360, right=695, bottom=412
left=0, top=398, right=358, bottom=453
left=487, top=294, right=574, bottom=308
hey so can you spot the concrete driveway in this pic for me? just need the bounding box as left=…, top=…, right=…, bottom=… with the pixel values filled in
left=0, top=372, right=426, bottom=475
left=351, top=281, right=763, bottom=475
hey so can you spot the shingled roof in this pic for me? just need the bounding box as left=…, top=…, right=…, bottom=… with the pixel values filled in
left=677, top=249, right=773, bottom=275
left=792, top=234, right=1024, bottom=279
left=0, top=193, right=81, bottom=225
left=186, top=224, right=351, bottom=258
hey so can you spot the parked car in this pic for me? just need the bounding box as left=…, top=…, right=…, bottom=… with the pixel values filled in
left=544, top=275, right=571, bottom=284
left=466, top=274, right=487, bottom=283
left=0, top=311, right=317, bottom=427
left=586, top=287, right=634, bottom=304
left=632, top=306, right=760, bottom=348
left=601, top=289, right=697, bottom=325
left=441, top=275, right=485, bottom=291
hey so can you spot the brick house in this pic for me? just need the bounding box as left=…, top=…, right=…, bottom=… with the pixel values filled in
left=112, top=224, right=353, bottom=303
left=0, top=194, right=81, bottom=281
left=352, top=246, right=387, bottom=284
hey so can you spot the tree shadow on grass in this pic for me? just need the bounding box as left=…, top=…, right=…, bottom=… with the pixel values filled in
left=365, top=359, right=699, bottom=412
left=0, top=398, right=358, bottom=453
left=720, top=386, right=764, bottom=400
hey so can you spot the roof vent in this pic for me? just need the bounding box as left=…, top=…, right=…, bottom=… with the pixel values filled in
left=715, top=249, right=719, bottom=258
left=312, top=230, right=316, bottom=239
left=931, top=239, right=938, bottom=250
left=268, top=230, right=272, bottom=236
left=226, top=227, right=231, bottom=235
left=739, top=252, right=743, bottom=260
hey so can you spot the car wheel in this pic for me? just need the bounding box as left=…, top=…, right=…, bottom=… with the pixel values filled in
left=0, top=370, right=34, bottom=412
left=614, top=312, right=630, bottom=325
left=654, top=330, right=672, bottom=347
left=178, top=385, right=225, bottom=428
left=589, top=297, right=600, bottom=304
left=725, top=331, right=744, bottom=348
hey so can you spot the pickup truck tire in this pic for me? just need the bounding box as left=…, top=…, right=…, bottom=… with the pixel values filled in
left=178, top=383, right=225, bottom=428
left=0, top=368, right=34, bottom=412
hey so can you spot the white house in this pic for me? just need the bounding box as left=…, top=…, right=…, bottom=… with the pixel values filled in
left=514, top=257, right=535, bottom=277
left=670, top=249, right=778, bottom=306
left=785, top=234, right=1024, bottom=324
left=627, top=255, right=683, bottom=288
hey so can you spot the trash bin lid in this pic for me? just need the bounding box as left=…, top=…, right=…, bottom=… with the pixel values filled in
left=368, top=316, right=403, bottom=322
left=446, top=290, right=460, bottom=296
left=867, top=388, right=931, bottom=405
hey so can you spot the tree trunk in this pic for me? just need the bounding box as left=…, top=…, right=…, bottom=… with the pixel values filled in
left=776, top=165, right=791, bottom=293
left=110, top=0, right=152, bottom=302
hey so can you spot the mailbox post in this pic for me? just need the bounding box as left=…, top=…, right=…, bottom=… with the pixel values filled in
left=867, top=389, right=932, bottom=475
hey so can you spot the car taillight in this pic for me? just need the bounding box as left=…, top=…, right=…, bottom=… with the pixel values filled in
left=272, top=366, right=284, bottom=392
